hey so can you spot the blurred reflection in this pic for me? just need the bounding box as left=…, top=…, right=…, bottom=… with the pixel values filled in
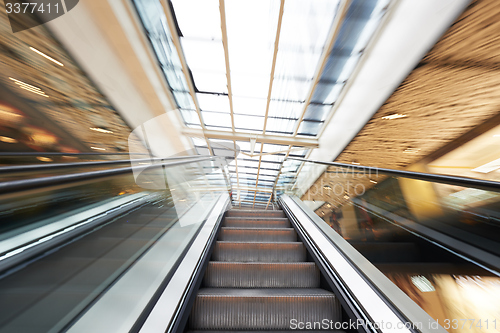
left=0, top=156, right=230, bottom=331
left=281, top=159, right=500, bottom=332
left=0, top=173, right=143, bottom=239
left=387, top=274, right=500, bottom=333
left=0, top=1, right=149, bottom=164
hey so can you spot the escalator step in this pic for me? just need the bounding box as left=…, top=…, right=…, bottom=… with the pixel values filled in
left=204, top=262, right=320, bottom=288
left=219, top=227, right=297, bottom=242
left=190, top=288, right=340, bottom=330
left=223, top=217, right=291, bottom=228
left=212, top=241, right=307, bottom=262
left=226, top=210, right=286, bottom=218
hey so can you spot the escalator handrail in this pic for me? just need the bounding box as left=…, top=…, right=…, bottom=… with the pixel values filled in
left=0, top=155, right=221, bottom=196
left=0, top=152, right=148, bottom=156
left=351, top=197, right=500, bottom=276
left=288, top=157, right=500, bottom=192
left=280, top=194, right=447, bottom=333
left=0, top=155, right=209, bottom=175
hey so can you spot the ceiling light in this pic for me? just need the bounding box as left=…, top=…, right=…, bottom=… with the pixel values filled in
left=471, top=157, right=500, bottom=174
left=343, top=195, right=349, bottom=199
left=411, top=275, right=435, bottom=292
left=17, top=82, right=42, bottom=91
left=0, top=136, right=17, bottom=143
left=36, top=156, right=53, bottom=162
left=91, top=147, right=106, bottom=151
left=9, top=77, right=49, bottom=97
left=0, top=109, right=22, bottom=120
left=381, top=114, right=407, bottom=120
left=30, top=47, right=64, bottom=66
left=403, top=148, right=421, bottom=153
left=370, top=179, right=378, bottom=184
left=351, top=161, right=360, bottom=165
left=326, top=203, right=331, bottom=208
left=9, top=77, right=40, bottom=90
left=323, top=185, right=331, bottom=190
left=19, top=86, right=49, bottom=97
left=90, top=127, right=113, bottom=134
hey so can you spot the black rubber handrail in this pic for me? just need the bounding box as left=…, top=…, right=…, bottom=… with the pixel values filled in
left=0, top=156, right=208, bottom=175
left=0, top=152, right=148, bottom=156
left=0, top=156, right=218, bottom=195
left=288, top=157, right=500, bottom=193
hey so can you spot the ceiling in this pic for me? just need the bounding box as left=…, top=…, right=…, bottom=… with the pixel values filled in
left=133, top=0, right=392, bottom=207
left=300, top=0, right=500, bottom=213
left=335, top=0, right=500, bottom=170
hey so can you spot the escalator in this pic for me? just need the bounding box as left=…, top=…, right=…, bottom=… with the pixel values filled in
left=186, top=208, right=340, bottom=332
left=0, top=196, right=174, bottom=332
left=1, top=154, right=499, bottom=333
left=347, top=211, right=487, bottom=276
left=276, top=158, right=500, bottom=333
left=0, top=154, right=234, bottom=333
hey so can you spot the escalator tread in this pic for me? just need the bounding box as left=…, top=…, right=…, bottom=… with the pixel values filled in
left=197, top=288, right=333, bottom=296
left=187, top=208, right=341, bottom=331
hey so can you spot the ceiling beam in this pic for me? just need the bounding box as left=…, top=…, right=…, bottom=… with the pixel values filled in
left=291, top=148, right=314, bottom=190
left=240, top=199, right=269, bottom=204
left=253, top=143, right=264, bottom=208
left=292, top=0, right=351, bottom=136
left=258, top=0, right=285, bottom=208
left=262, top=0, right=285, bottom=133
left=270, top=144, right=292, bottom=196
left=219, top=0, right=235, bottom=132
left=233, top=139, right=241, bottom=207
left=265, top=195, right=273, bottom=209
left=234, top=186, right=273, bottom=193
left=161, top=1, right=213, bottom=154
left=182, top=128, right=319, bottom=148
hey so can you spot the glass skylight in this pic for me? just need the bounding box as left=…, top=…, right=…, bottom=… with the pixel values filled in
left=232, top=96, right=267, bottom=116
left=181, top=39, right=226, bottom=73
left=196, top=93, right=230, bottom=113
left=135, top=0, right=391, bottom=207
left=233, top=115, right=265, bottom=132
left=171, top=0, right=222, bottom=40
left=201, top=111, right=232, bottom=128
left=225, top=0, right=279, bottom=76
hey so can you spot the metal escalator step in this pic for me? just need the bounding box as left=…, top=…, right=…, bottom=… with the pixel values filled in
left=204, top=262, right=320, bottom=288
left=219, top=227, right=297, bottom=242
left=223, top=217, right=291, bottom=228
left=226, top=210, right=286, bottom=218
left=189, top=288, right=340, bottom=330
left=212, top=241, right=306, bottom=262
